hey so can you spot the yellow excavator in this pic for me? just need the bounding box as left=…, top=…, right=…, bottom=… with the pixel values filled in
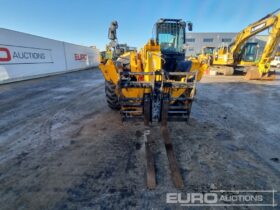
left=198, top=46, right=215, bottom=65
left=198, top=43, right=260, bottom=74
left=208, top=8, right=280, bottom=80
left=99, top=19, right=208, bottom=189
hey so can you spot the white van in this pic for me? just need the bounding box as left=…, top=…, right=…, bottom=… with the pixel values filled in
left=271, top=56, right=280, bottom=68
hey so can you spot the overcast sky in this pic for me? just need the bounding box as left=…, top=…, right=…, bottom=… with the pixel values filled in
left=0, top=0, right=278, bottom=50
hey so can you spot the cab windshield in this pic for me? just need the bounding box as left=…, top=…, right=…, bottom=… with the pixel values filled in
left=157, top=23, right=185, bottom=53
left=242, top=43, right=258, bottom=61
left=204, top=47, right=215, bottom=55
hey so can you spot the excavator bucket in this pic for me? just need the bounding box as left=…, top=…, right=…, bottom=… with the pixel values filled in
left=260, top=73, right=276, bottom=80
left=245, top=67, right=276, bottom=80
left=244, top=67, right=262, bottom=80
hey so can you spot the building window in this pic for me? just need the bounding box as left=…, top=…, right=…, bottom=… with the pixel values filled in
left=188, top=47, right=194, bottom=51
left=186, top=38, right=195, bottom=42
left=222, top=38, right=232, bottom=42
left=203, top=38, right=213, bottom=42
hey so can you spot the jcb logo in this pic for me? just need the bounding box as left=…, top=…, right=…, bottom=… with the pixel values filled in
left=0, top=47, right=11, bottom=62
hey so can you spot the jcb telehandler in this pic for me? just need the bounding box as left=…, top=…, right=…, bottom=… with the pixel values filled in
left=99, top=19, right=207, bottom=123
left=99, top=19, right=208, bottom=189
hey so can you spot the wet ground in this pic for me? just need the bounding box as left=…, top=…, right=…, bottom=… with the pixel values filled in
left=0, top=68, right=279, bottom=209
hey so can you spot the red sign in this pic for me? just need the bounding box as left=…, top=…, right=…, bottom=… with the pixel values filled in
left=0, top=47, right=11, bottom=62
left=75, top=53, right=88, bottom=61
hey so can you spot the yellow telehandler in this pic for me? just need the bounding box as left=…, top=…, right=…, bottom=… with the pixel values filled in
left=99, top=19, right=208, bottom=189
left=99, top=19, right=207, bottom=123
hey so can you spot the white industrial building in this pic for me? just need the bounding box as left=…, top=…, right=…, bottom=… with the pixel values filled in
left=185, top=32, right=272, bottom=56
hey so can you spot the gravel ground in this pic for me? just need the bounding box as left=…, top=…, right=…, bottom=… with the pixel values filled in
left=0, top=68, right=279, bottom=210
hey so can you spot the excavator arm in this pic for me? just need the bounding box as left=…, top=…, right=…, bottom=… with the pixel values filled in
left=212, top=8, right=280, bottom=80
left=258, top=13, right=280, bottom=74
left=230, top=9, right=280, bottom=60
left=244, top=9, right=280, bottom=79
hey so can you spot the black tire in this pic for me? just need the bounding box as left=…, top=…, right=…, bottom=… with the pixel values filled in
left=105, top=81, right=120, bottom=110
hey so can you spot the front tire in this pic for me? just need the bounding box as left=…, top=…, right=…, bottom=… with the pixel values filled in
left=105, top=81, right=120, bottom=110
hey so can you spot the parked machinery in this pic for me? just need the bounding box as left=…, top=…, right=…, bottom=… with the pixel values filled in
left=99, top=21, right=136, bottom=62
left=198, top=46, right=215, bottom=65
left=99, top=19, right=208, bottom=189
left=99, top=19, right=207, bottom=123
left=271, top=52, right=280, bottom=68
left=208, top=8, right=280, bottom=80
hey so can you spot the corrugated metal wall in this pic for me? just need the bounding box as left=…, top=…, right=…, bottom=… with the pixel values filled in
left=0, top=28, right=99, bottom=84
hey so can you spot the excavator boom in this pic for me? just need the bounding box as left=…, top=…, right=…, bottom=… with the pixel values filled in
left=230, top=9, right=280, bottom=59
left=211, top=8, right=280, bottom=80
left=245, top=9, right=280, bottom=80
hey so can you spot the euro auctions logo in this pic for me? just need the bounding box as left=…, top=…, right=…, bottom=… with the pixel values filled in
left=166, top=190, right=278, bottom=207
left=0, top=47, right=11, bottom=62
left=0, top=44, right=53, bottom=64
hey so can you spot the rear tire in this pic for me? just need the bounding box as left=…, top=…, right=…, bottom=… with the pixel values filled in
left=105, top=81, right=120, bottom=110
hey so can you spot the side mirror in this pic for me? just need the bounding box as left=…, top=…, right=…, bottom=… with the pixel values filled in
left=188, top=22, right=193, bottom=31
